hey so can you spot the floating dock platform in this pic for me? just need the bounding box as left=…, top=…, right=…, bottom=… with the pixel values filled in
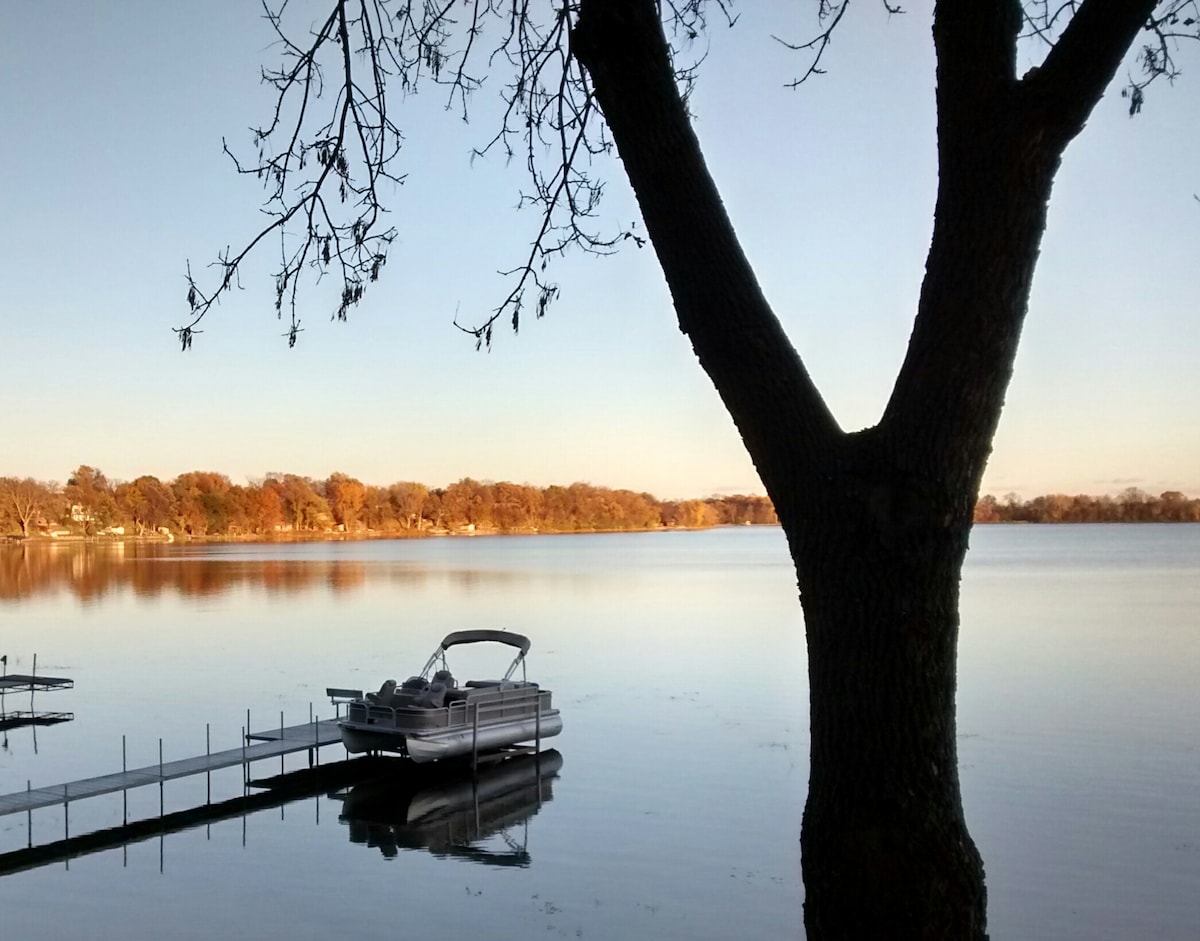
left=0, top=674, right=74, bottom=694
left=0, top=667, right=75, bottom=731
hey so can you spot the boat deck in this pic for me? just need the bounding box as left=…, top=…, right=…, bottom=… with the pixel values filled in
left=0, top=719, right=342, bottom=818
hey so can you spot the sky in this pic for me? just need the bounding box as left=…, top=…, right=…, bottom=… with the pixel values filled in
left=1, top=2, right=1197, bottom=501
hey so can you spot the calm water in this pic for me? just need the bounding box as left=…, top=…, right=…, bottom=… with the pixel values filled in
left=0, top=526, right=1196, bottom=939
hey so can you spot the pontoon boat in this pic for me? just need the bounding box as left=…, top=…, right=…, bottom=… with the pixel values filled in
left=338, top=630, right=562, bottom=762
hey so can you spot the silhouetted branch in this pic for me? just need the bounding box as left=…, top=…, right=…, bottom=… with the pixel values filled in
left=178, top=0, right=402, bottom=350
left=772, top=1, right=903, bottom=89
left=181, top=0, right=663, bottom=352
left=1022, top=0, right=1200, bottom=116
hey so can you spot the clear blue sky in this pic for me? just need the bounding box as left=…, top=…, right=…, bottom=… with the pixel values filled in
left=2, top=2, right=1197, bottom=500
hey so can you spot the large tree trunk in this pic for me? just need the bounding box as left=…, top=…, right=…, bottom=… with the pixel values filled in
left=574, top=0, right=1156, bottom=937
left=790, top=462, right=986, bottom=938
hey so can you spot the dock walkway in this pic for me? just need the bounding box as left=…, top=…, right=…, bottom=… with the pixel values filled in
left=0, top=718, right=343, bottom=818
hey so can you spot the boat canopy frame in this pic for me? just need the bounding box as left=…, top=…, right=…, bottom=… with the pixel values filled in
left=420, top=630, right=532, bottom=683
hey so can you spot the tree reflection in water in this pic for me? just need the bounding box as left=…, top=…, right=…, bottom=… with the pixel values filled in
left=0, top=542, right=536, bottom=603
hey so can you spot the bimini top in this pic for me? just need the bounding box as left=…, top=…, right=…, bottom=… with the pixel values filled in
left=439, top=630, right=532, bottom=655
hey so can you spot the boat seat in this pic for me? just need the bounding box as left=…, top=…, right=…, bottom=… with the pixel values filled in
left=390, top=676, right=429, bottom=706
left=366, top=679, right=398, bottom=706
left=464, top=679, right=503, bottom=688
left=419, top=678, right=452, bottom=708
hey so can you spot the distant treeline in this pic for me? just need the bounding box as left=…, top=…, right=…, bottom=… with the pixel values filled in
left=3, top=469, right=1195, bottom=540
left=974, top=488, right=1200, bottom=523
left=0, top=465, right=778, bottom=538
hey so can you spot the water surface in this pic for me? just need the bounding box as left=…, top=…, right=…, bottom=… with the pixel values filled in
left=0, top=526, right=1196, bottom=939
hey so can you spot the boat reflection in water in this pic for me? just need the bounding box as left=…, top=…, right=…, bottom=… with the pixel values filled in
left=335, top=750, right=563, bottom=866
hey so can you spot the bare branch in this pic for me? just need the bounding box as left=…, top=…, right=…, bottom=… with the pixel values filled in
left=178, top=0, right=405, bottom=349
left=1022, top=0, right=1200, bottom=116
left=178, top=2, right=788, bottom=351
left=772, top=1, right=903, bottom=90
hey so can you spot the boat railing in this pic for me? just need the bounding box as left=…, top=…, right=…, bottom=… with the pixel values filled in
left=345, top=684, right=551, bottom=731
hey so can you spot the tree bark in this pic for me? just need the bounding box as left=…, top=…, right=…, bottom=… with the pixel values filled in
left=574, top=0, right=1157, bottom=937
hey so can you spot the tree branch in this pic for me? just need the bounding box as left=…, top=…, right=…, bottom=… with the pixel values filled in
left=1024, top=0, right=1163, bottom=135
left=572, top=0, right=841, bottom=514
left=880, top=0, right=1177, bottom=507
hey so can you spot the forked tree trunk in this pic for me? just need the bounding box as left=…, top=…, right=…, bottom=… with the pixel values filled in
left=574, top=1, right=1156, bottom=937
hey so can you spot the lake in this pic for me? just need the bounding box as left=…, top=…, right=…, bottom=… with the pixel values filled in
left=0, top=526, right=1197, bottom=939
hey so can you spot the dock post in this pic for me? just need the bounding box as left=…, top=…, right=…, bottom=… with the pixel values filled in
left=26, top=780, right=31, bottom=848
left=309, top=703, right=315, bottom=768
left=471, top=704, right=480, bottom=775
left=241, top=725, right=247, bottom=790
left=63, top=782, right=68, bottom=841
left=206, top=723, right=212, bottom=805
left=159, top=737, right=164, bottom=818
left=280, top=710, right=285, bottom=776
left=122, top=734, right=128, bottom=824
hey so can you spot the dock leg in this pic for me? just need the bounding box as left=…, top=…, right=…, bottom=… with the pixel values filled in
left=472, top=705, right=479, bottom=776
left=26, top=780, right=32, bottom=848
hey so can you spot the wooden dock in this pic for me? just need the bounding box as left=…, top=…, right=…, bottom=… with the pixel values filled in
left=0, top=718, right=343, bottom=819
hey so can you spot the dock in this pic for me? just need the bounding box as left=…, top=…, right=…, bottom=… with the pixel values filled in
left=0, top=717, right=343, bottom=819
left=0, top=756, right=393, bottom=877
left=0, top=674, right=75, bottom=693
left=0, top=655, right=75, bottom=730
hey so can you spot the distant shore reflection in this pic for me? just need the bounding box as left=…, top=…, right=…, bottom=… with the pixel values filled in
left=0, top=542, right=530, bottom=603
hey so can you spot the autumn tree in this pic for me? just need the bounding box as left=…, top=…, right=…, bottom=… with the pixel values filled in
left=63, top=465, right=117, bottom=534
left=422, top=487, right=445, bottom=531
left=325, top=472, right=367, bottom=531
left=0, top=477, right=52, bottom=537
left=114, top=475, right=174, bottom=535
left=540, top=485, right=575, bottom=532
left=492, top=481, right=537, bottom=531
left=245, top=482, right=285, bottom=534
left=441, top=478, right=494, bottom=530
left=387, top=481, right=429, bottom=530
left=267, top=474, right=331, bottom=531
left=361, top=484, right=390, bottom=531
left=171, top=471, right=235, bottom=535
left=182, top=2, right=1199, bottom=935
